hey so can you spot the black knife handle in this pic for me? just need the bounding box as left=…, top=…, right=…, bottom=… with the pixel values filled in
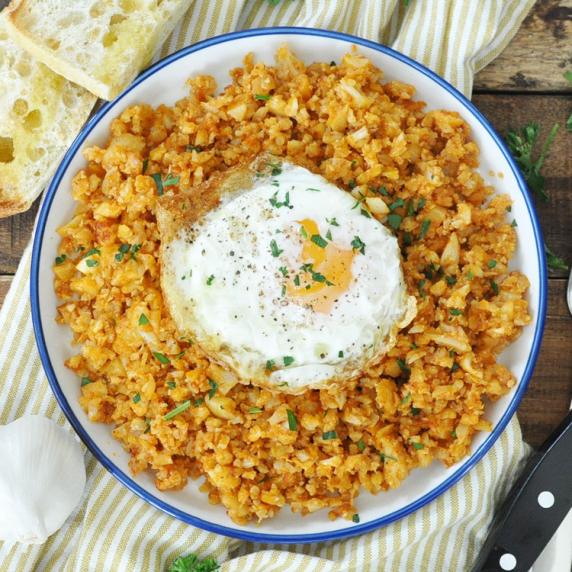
left=469, top=408, right=572, bottom=572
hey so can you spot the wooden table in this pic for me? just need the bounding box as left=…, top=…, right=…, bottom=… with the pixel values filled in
left=2, top=0, right=572, bottom=451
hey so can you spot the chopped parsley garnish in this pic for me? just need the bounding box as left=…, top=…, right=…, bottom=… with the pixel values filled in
left=310, top=234, right=328, bottom=249
left=163, top=400, right=191, bottom=421
left=327, top=217, right=339, bottom=226
left=81, top=377, right=94, bottom=386
left=357, top=440, right=365, bottom=451
left=269, top=190, right=290, bottom=209
left=322, top=431, right=337, bottom=440
left=400, top=392, right=411, bottom=405
left=283, top=356, right=294, bottom=367
left=349, top=179, right=356, bottom=189
left=174, top=352, right=185, bottom=360
left=144, top=418, right=151, bottom=434
left=300, top=226, right=308, bottom=239
left=82, top=248, right=101, bottom=259
left=451, top=429, right=457, bottom=438
left=249, top=407, right=262, bottom=414
left=266, top=162, right=282, bottom=177
left=55, top=254, right=67, bottom=265
left=294, top=275, right=300, bottom=286
left=378, top=186, right=389, bottom=196
left=418, top=220, right=431, bottom=240
left=351, top=196, right=365, bottom=209
left=266, top=360, right=275, bottom=371
left=208, top=378, right=218, bottom=399
left=403, top=232, right=412, bottom=246
left=206, top=275, right=215, bottom=285
left=330, top=61, right=336, bottom=66
left=115, top=243, right=131, bottom=262
left=167, top=382, right=176, bottom=389
left=151, top=173, right=164, bottom=195
left=450, top=308, right=461, bottom=316
left=86, top=259, right=99, bottom=267
left=411, top=408, right=421, bottom=416
left=511, top=219, right=518, bottom=227
left=407, top=201, right=415, bottom=217
left=163, top=175, right=179, bottom=187
left=490, top=278, right=499, bottom=296
left=351, top=236, right=366, bottom=255
left=338, top=350, right=344, bottom=358
left=255, top=94, right=271, bottom=100
left=396, top=360, right=411, bottom=374
left=130, top=244, right=141, bottom=260
left=488, top=260, right=497, bottom=269
left=186, top=145, right=203, bottom=153
left=411, top=343, right=419, bottom=350
left=270, top=239, right=284, bottom=257
left=351, top=160, right=357, bottom=168
left=380, top=453, right=397, bottom=463
left=153, top=352, right=170, bottom=365
left=139, top=313, right=149, bottom=326
left=325, top=229, right=333, bottom=243
left=77, top=246, right=85, bottom=252
left=352, top=514, right=360, bottom=523
left=278, top=382, right=289, bottom=387
left=416, top=198, right=426, bottom=212
left=467, top=269, right=474, bottom=280
left=193, top=398, right=204, bottom=407
left=387, top=213, right=402, bottom=230
left=281, top=284, right=286, bottom=297
left=445, top=275, right=457, bottom=286
left=451, top=363, right=461, bottom=372
left=389, top=198, right=406, bottom=212
left=279, top=266, right=288, bottom=276
left=300, top=262, right=327, bottom=284
left=142, top=158, right=149, bottom=174
left=360, top=208, right=371, bottom=218
left=306, top=187, right=321, bottom=192
left=412, top=442, right=425, bottom=450
left=286, top=409, right=298, bottom=431
left=132, top=393, right=141, bottom=404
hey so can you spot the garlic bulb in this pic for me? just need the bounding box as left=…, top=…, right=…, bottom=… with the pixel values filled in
left=0, top=416, right=86, bottom=549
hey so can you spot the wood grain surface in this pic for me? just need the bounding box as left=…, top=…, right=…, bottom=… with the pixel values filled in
left=1, top=0, right=571, bottom=451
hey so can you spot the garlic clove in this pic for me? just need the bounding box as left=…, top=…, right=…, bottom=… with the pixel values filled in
left=0, top=416, right=86, bottom=549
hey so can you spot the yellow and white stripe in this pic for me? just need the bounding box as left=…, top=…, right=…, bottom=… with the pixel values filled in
left=0, top=1, right=535, bottom=570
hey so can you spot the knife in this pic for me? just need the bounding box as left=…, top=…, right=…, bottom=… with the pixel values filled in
left=469, top=408, right=572, bottom=572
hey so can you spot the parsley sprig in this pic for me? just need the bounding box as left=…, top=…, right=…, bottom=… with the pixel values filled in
left=505, top=121, right=557, bottom=203
left=505, top=120, right=568, bottom=271
left=166, top=552, right=220, bottom=572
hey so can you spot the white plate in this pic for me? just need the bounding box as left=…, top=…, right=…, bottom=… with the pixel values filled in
left=31, top=28, right=547, bottom=544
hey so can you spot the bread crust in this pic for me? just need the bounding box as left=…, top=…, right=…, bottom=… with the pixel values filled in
left=0, top=196, right=31, bottom=218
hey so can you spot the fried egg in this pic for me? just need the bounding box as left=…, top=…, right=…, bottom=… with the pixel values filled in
left=158, top=156, right=416, bottom=394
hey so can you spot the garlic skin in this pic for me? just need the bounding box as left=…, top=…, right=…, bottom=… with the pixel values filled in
left=0, top=416, right=86, bottom=549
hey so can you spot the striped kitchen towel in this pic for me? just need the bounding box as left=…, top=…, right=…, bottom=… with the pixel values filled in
left=0, top=1, right=536, bottom=571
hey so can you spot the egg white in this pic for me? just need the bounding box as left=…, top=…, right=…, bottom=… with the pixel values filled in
left=162, top=163, right=414, bottom=393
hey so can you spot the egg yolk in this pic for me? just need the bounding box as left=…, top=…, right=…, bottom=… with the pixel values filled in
left=286, top=219, right=356, bottom=313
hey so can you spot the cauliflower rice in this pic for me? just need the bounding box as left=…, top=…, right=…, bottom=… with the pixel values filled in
left=53, top=45, right=532, bottom=525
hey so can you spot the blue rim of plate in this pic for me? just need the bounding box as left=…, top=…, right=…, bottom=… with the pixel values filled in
left=31, top=26, right=547, bottom=544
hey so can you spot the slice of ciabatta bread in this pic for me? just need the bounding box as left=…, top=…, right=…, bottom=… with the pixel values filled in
left=0, top=11, right=96, bottom=218
left=3, top=0, right=193, bottom=100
